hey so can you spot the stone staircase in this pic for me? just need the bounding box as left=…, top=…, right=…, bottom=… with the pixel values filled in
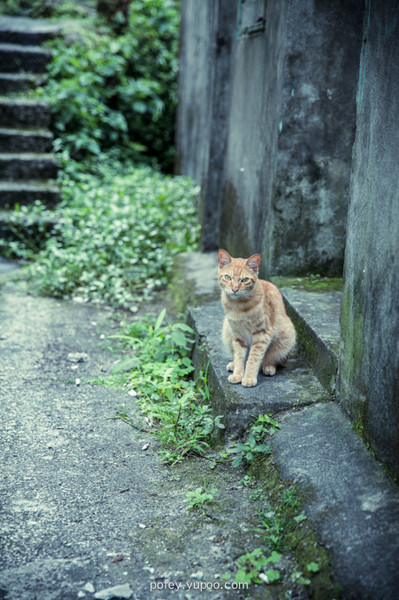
left=0, top=16, right=61, bottom=238
left=179, top=251, right=399, bottom=600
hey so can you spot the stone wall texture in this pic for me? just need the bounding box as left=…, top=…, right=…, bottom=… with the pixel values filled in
left=176, top=0, right=363, bottom=277
left=338, top=0, right=399, bottom=478
left=176, top=0, right=399, bottom=478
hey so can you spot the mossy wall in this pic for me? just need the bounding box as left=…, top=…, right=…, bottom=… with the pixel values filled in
left=176, top=0, right=236, bottom=252
left=177, top=0, right=363, bottom=276
left=338, top=0, right=399, bottom=480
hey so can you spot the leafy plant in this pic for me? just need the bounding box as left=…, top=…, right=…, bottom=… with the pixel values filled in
left=35, top=0, right=180, bottom=170
left=111, top=310, right=224, bottom=464
left=234, top=548, right=281, bottom=585
left=227, top=433, right=272, bottom=468
left=3, top=158, right=200, bottom=309
left=250, top=413, right=281, bottom=440
left=186, top=484, right=218, bottom=510
left=257, top=510, right=286, bottom=551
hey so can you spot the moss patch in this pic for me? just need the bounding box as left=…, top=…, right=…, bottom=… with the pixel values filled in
left=272, top=275, right=342, bottom=293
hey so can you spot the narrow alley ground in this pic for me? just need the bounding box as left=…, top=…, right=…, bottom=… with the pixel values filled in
left=0, top=271, right=285, bottom=600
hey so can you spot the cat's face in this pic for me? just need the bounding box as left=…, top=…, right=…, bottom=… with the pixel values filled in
left=217, top=249, right=260, bottom=300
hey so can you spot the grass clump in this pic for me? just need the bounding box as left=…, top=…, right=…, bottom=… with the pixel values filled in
left=3, top=157, right=200, bottom=309
left=108, top=309, right=225, bottom=465
left=186, top=483, right=218, bottom=510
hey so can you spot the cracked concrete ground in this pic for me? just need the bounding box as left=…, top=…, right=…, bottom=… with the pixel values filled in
left=0, top=272, right=307, bottom=600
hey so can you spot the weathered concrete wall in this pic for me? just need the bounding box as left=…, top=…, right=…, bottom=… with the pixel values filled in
left=338, top=0, right=399, bottom=479
left=176, top=0, right=235, bottom=250
left=219, top=0, right=288, bottom=274
left=175, top=0, right=214, bottom=183
left=177, top=0, right=363, bottom=275
left=271, top=0, right=363, bottom=275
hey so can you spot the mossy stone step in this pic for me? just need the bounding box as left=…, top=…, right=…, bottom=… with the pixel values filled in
left=184, top=252, right=399, bottom=600
left=0, top=208, right=57, bottom=241
left=0, top=180, right=60, bottom=208
left=281, top=288, right=341, bottom=393
left=0, top=16, right=61, bottom=46
left=0, top=127, right=53, bottom=153
left=271, top=402, right=399, bottom=600
left=0, top=153, right=58, bottom=180
left=0, top=42, right=51, bottom=74
left=0, top=72, right=45, bottom=93
left=0, top=97, right=50, bottom=129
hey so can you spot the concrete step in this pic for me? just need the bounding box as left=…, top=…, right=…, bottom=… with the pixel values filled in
left=271, top=402, right=399, bottom=600
left=0, top=42, right=51, bottom=74
left=0, top=97, right=50, bottom=129
left=0, top=16, right=61, bottom=46
left=281, top=288, right=341, bottom=393
left=0, top=126, right=53, bottom=153
left=0, top=208, right=57, bottom=242
left=0, top=153, right=58, bottom=180
left=0, top=180, right=60, bottom=208
left=0, top=72, right=46, bottom=93
left=183, top=252, right=399, bottom=600
left=187, top=300, right=331, bottom=436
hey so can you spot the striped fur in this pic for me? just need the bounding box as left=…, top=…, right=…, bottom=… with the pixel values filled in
left=218, top=249, right=296, bottom=387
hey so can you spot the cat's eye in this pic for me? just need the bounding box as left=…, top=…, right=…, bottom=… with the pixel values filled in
left=241, top=277, right=250, bottom=283
left=224, top=274, right=232, bottom=281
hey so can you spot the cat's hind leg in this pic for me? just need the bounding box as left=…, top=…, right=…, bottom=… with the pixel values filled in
left=262, top=325, right=295, bottom=376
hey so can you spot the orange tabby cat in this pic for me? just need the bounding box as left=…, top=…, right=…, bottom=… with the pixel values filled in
left=218, top=249, right=296, bottom=387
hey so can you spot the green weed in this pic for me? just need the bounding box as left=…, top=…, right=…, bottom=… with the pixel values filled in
left=233, top=548, right=282, bottom=585
left=226, top=434, right=272, bottom=468
left=110, top=309, right=224, bottom=464
left=2, top=160, right=200, bottom=309
left=186, top=483, right=218, bottom=510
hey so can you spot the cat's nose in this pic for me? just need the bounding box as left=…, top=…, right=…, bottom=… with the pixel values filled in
left=232, top=287, right=239, bottom=294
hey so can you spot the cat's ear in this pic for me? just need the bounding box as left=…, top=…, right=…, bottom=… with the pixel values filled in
left=246, top=254, right=261, bottom=274
left=218, top=249, right=232, bottom=269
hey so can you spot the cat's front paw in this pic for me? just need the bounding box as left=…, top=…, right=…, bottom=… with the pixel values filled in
left=242, top=376, right=258, bottom=387
left=228, top=373, right=243, bottom=384
left=226, top=361, right=234, bottom=372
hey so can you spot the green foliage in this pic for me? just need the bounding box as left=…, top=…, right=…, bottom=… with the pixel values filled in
left=234, top=548, right=282, bottom=585
left=227, top=434, right=272, bottom=468
left=224, top=414, right=278, bottom=468
left=3, top=158, right=200, bottom=309
left=250, top=413, right=281, bottom=440
left=35, top=0, right=180, bottom=170
left=111, top=309, right=224, bottom=464
left=186, top=484, right=218, bottom=510
left=0, top=0, right=94, bottom=18
left=257, top=510, right=286, bottom=551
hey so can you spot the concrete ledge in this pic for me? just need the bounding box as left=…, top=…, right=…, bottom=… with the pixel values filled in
left=0, top=98, right=50, bottom=129
left=0, top=153, right=58, bottom=179
left=281, top=288, right=341, bottom=393
left=0, top=127, right=53, bottom=153
left=0, top=16, right=62, bottom=45
left=271, top=402, right=399, bottom=600
left=188, top=301, right=330, bottom=437
left=0, top=42, right=51, bottom=74
left=0, top=180, right=60, bottom=207
left=186, top=253, right=399, bottom=599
